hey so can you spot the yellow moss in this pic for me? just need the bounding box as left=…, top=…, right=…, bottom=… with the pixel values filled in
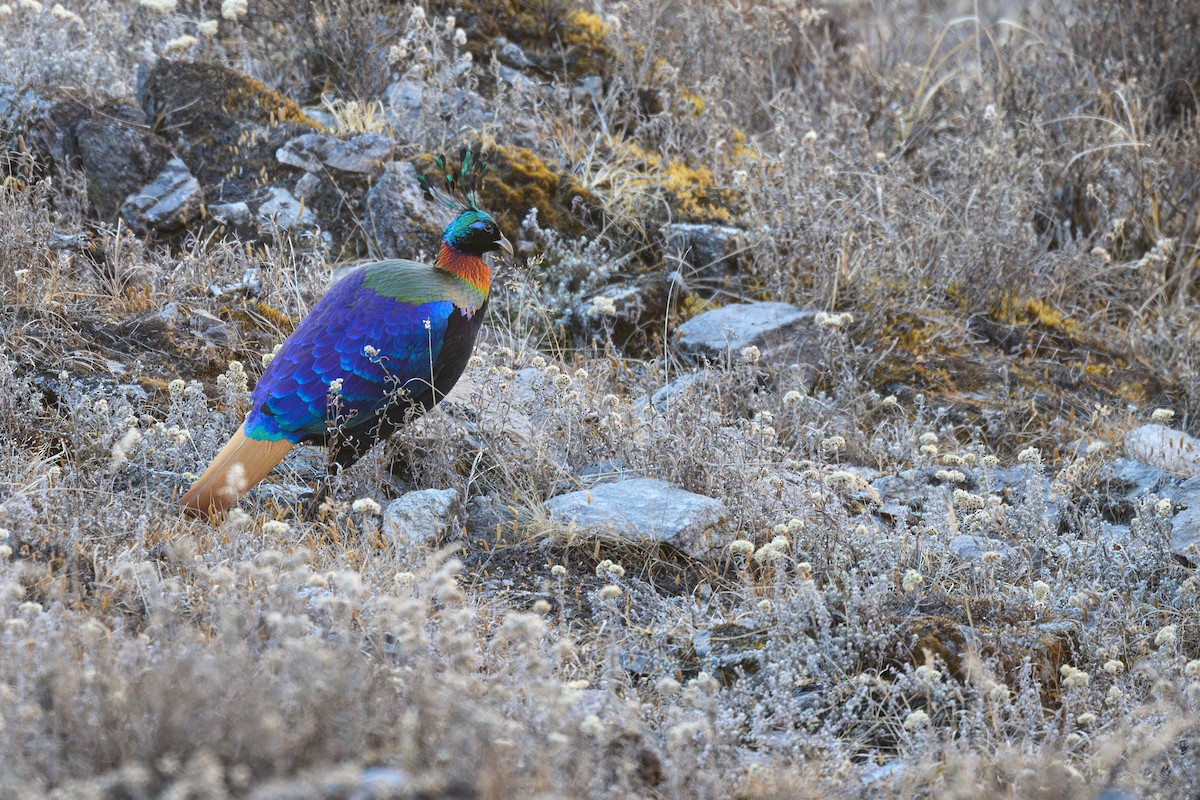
left=564, top=9, right=610, bottom=44
left=251, top=301, right=296, bottom=333
left=219, top=301, right=295, bottom=335
left=619, top=143, right=738, bottom=223
left=993, top=294, right=1081, bottom=339
left=224, top=74, right=318, bottom=128
left=466, top=146, right=592, bottom=237
left=677, top=89, right=706, bottom=116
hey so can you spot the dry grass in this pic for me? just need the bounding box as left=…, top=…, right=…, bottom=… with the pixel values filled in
left=0, top=0, right=1198, bottom=797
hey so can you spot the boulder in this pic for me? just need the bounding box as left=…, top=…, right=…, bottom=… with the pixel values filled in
left=255, top=187, right=318, bottom=231
left=544, top=478, right=729, bottom=559
left=661, top=222, right=746, bottom=281
left=276, top=132, right=394, bottom=175
left=569, top=281, right=672, bottom=353
left=121, top=156, right=202, bottom=233
left=364, top=160, right=445, bottom=259
left=1124, top=424, right=1200, bottom=477
left=675, top=301, right=821, bottom=367
left=1170, top=476, right=1200, bottom=565
left=382, top=488, right=460, bottom=550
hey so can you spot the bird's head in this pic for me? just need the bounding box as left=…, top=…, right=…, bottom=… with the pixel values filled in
left=420, top=151, right=513, bottom=259
left=443, top=209, right=513, bottom=258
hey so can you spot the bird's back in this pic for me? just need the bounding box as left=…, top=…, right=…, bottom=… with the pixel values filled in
left=244, top=259, right=488, bottom=446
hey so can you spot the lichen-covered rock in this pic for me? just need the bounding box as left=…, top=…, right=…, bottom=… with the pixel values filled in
left=254, top=187, right=318, bottom=232
left=569, top=281, right=672, bottom=353
left=139, top=61, right=319, bottom=148
left=1169, top=476, right=1200, bottom=565
left=382, top=488, right=461, bottom=550
left=544, top=478, right=729, bottom=559
left=138, top=61, right=320, bottom=202
left=675, top=301, right=821, bottom=367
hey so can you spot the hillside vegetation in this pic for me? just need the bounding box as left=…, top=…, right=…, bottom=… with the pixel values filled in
left=0, top=0, right=1198, bottom=797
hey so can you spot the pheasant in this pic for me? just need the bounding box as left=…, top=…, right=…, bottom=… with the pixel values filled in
left=181, top=154, right=511, bottom=516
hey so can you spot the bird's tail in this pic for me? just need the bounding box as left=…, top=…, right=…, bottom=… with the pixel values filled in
left=180, top=428, right=293, bottom=517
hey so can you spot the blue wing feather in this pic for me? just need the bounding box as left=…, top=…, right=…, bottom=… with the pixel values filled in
left=244, top=268, right=455, bottom=442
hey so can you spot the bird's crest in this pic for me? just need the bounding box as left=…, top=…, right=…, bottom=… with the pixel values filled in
left=418, top=149, right=490, bottom=214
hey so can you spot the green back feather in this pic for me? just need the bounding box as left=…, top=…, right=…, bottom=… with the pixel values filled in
left=361, top=259, right=488, bottom=310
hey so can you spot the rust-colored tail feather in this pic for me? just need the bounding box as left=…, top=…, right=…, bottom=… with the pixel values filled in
left=180, top=428, right=293, bottom=517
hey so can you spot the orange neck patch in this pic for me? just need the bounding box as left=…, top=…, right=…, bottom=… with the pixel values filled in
left=436, top=242, right=491, bottom=293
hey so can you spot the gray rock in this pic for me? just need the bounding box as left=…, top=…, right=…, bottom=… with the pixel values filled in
left=120, top=156, right=202, bottom=233
left=1105, top=457, right=1172, bottom=498
left=294, top=171, right=322, bottom=200
left=662, top=222, right=746, bottom=280
left=573, top=458, right=630, bottom=489
left=299, top=107, right=339, bottom=130
left=322, top=134, right=394, bottom=173
left=348, top=767, right=409, bottom=800
left=493, top=36, right=535, bottom=69
left=572, top=75, right=604, bottom=103
left=76, top=114, right=175, bottom=221
left=364, top=161, right=444, bottom=259
left=1170, top=476, right=1200, bottom=565
left=872, top=467, right=938, bottom=508
left=382, top=488, right=460, bottom=549
left=497, top=63, right=530, bottom=87
left=1125, top=424, right=1200, bottom=477
left=277, top=132, right=394, bottom=175
left=255, top=187, right=317, bottom=230
left=2, top=86, right=178, bottom=223
left=675, top=301, right=821, bottom=367
left=640, top=370, right=711, bottom=414
left=208, top=201, right=251, bottom=226
left=276, top=132, right=328, bottom=172
left=544, top=478, right=729, bottom=559
left=570, top=280, right=676, bottom=352
left=188, top=308, right=233, bottom=345
left=464, top=493, right=523, bottom=535
left=949, top=534, right=1017, bottom=561
left=384, top=79, right=424, bottom=129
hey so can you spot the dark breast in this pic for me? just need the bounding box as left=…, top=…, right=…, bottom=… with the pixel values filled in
left=424, top=297, right=489, bottom=409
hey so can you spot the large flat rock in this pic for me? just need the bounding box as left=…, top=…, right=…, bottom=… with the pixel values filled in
left=1125, top=424, right=1200, bottom=477
left=674, top=301, right=821, bottom=367
left=543, top=478, right=729, bottom=559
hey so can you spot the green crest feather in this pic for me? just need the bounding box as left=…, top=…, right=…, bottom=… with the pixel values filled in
left=418, top=149, right=490, bottom=214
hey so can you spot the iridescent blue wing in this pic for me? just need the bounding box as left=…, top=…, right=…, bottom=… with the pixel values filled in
left=243, top=267, right=454, bottom=442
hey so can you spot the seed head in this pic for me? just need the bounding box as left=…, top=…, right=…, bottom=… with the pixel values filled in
left=901, top=569, right=924, bottom=593
left=351, top=497, right=381, bottom=516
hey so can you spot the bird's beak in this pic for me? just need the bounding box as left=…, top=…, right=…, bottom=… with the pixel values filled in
left=496, top=235, right=514, bottom=258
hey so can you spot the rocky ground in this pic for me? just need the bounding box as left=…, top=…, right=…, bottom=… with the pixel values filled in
left=0, top=0, right=1199, bottom=797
